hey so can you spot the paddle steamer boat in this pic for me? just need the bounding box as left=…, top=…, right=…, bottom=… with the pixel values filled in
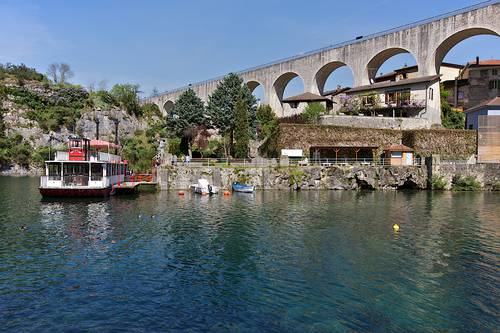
left=39, top=137, right=127, bottom=197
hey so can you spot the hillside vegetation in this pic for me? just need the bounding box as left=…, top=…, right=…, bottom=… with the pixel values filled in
left=0, top=63, right=164, bottom=172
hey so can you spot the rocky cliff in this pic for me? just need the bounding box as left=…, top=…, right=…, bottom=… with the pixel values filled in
left=0, top=78, right=151, bottom=174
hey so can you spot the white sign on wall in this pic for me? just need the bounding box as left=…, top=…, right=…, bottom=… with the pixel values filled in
left=281, top=149, right=303, bottom=157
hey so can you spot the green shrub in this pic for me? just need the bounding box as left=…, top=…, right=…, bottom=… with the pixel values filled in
left=288, top=168, right=305, bottom=188
left=451, top=175, right=481, bottom=191
left=31, top=146, right=52, bottom=167
left=431, top=175, right=448, bottom=190
left=0, top=63, right=46, bottom=82
left=256, top=105, right=278, bottom=140
left=0, top=133, right=33, bottom=167
left=110, top=84, right=141, bottom=117
left=121, top=131, right=157, bottom=173
left=168, top=137, right=182, bottom=156
left=7, top=86, right=48, bottom=110
left=89, top=90, right=118, bottom=110
left=301, top=102, right=325, bottom=124
left=49, top=86, right=89, bottom=109
left=140, top=103, right=162, bottom=120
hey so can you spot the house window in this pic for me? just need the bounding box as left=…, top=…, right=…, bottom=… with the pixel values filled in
left=489, top=80, right=500, bottom=89
left=429, top=88, right=433, bottom=100
left=385, top=89, right=411, bottom=105
left=469, top=124, right=474, bottom=130
left=492, top=69, right=498, bottom=75
left=290, top=102, right=298, bottom=109
left=391, top=151, right=402, bottom=158
left=458, top=91, right=465, bottom=100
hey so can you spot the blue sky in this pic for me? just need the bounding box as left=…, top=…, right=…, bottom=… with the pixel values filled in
left=0, top=0, right=498, bottom=99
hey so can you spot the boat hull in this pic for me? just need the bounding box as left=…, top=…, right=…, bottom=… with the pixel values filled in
left=232, top=183, right=255, bottom=193
left=39, top=187, right=112, bottom=197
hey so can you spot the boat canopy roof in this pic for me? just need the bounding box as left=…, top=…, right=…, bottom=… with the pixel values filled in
left=90, top=139, right=120, bottom=150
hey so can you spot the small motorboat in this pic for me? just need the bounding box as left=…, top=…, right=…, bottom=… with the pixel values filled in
left=191, top=179, right=219, bottom=195
left=232, top=182, right=255, bottom=193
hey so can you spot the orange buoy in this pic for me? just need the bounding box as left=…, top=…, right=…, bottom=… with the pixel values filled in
left=223, top=191, right=231, bottom=196
left=178, top=191, right=185, bottom=196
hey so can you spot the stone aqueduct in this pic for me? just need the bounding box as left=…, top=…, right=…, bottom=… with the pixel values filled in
left=144, top=1, right=500, bottom=117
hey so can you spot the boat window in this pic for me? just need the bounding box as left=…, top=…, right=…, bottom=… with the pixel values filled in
left=63, top=163, right=89, bottom=176
left=48, top=164, right=61, bottom=180
left=91, top=163, right=103, bottom=181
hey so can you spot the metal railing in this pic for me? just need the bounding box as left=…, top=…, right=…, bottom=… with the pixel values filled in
left=147, top=0, right=498, bottom=99
left=170, top=157, right=422, bottom=167
left=126, top=174, right=154, bottom=182
left=172, top=158, right=277, bottom=167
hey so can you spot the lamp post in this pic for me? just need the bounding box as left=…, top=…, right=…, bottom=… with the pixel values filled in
left=94, top=117, right=100, bottom=140
left=113, top=118, right=120, bottom=154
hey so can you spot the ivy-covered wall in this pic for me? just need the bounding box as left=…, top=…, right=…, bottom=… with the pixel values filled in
left=402, top=129, right=476, bottom=159
left=275, top=124, right=476, bottom=159
left=276, top=124, right=402, bottom=157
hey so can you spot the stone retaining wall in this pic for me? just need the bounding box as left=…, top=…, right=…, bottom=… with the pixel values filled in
left=431, top=163, right=500, bottom=190
left=157, top=165, right=428, bottom=191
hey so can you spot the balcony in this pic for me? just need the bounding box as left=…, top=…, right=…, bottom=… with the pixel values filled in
left=339, top=98, right=426, bottom=118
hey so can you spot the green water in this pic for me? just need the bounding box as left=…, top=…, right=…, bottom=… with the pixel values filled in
left=0, top=176, right=499, bottom=332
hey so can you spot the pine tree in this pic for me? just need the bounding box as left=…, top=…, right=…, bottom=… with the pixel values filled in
left=168, top=89, right=206, bottom=157
left=233, top=98, right=250, bottom=158
left=206, top=73, right=256, bottom=156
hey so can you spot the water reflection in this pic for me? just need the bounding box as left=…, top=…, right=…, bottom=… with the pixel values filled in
left=0, top=177, right=498, bottom=332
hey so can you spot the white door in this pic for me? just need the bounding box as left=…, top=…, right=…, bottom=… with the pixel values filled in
left=405, top=153, right=413, bottom=165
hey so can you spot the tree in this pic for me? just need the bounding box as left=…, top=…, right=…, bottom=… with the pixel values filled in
left=110, top=83, right=141, bottom=116
left=168, top=89, right=206, bottom=157
left=233, top=97, right=250, bottom=158
left=206, top=73, right=256, bottom=156
left=47, top=63, right=59, bottom=83
left=440, top=84, right=465, bottom=129
left=151, top=87, right=159, bottom=97
left=302, top=102, right=325, bottom=123
left=59, top=63, right=74, bottom=84
left=47, top=62, right=74, bottom=84
left=256, top=104, right=278, bottom=140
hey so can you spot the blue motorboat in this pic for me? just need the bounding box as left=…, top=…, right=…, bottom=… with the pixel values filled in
left=232, top=182, right=255, bottom=193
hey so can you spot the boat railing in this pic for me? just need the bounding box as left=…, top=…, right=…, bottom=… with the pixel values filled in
left=63, top=175, right=89, bottom=187
left=97, top=152, right=122, bottom=162
left=55, top=151, right=69, bottom=161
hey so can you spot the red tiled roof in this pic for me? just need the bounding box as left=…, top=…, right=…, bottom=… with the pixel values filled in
left=385, top=144, right=413, bottom=152
left=468, top=59, right=500, bottom=66
left=282, top=92, right=330, bottom=103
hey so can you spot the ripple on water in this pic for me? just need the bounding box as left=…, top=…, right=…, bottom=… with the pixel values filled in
left=0, top=178, right=499, bottom=332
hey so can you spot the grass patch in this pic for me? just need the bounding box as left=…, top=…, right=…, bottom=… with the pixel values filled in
left=431, top=175, right=448, bottom=190
left=288, top=169, right=305, bottom=188
left=451, top=175, right=481, bottom=191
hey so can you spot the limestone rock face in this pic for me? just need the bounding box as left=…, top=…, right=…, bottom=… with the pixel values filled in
left=76, top=109, right=146, bottom=142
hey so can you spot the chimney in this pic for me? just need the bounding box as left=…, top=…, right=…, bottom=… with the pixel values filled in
left=476, top=56, right=480, bottom=65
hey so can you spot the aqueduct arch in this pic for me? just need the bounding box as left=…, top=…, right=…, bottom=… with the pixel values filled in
left=163, top=100, right=174, bottom=116
left=365, top=47, right=419, bottom=82
left=434, top=27, right=500, bottom=74
left=314, top=61, right=353, bottom=94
